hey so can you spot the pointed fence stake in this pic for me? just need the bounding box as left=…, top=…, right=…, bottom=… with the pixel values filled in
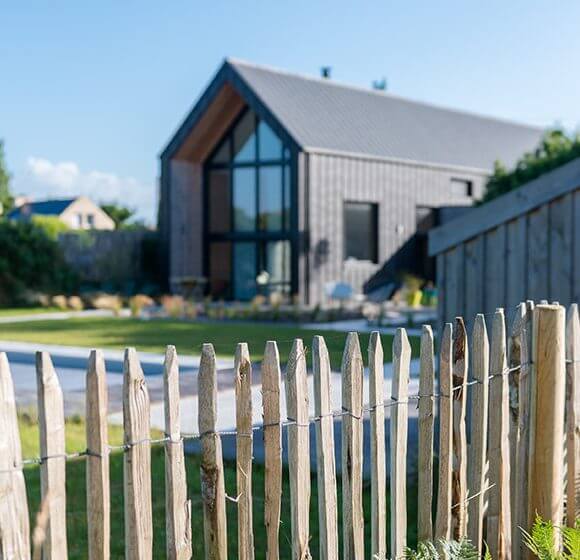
left=368, top=332, right=386, bottom=559
left=467, top=315, right=489, bottom=552
left=86, top=350, right=110, bottom=560
left=163, top=346, right=192, bottom=560
left=566, top=303, right=580, bottom=525
left=341, top=332, right=364, bottom=560
left=451, top=317, right=468, bottom=540
left=487, top=310, right=512, bottom=559
left=417, top=325, right=435, bottom=543
left=285, top=339, right=311, bottom=560
left=36, top=351, right=68, bottom=560
left=390, top=328, right=411, bottom=559
left=435, top=324, right=453, bottom=541
left=262, top=341, right=282, bottom=560
left=0, top=353, right=31, bottom=559
left=235, top=343, right=254, bottom=560
left=123, top=348, right=153, bottom=560
left=313, top=336, right=339, bottom=560
left=199, top=343, right=228, bottom=560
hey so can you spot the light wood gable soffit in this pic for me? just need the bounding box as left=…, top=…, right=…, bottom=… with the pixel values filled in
left=162, top=62, right=302, bottom=164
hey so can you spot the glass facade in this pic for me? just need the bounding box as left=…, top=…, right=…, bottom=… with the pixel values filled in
left=205, top=109, right=293, bottom=300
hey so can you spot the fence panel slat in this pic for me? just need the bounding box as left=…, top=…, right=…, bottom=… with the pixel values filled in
left=507, top=303, right=525, bottom=557
left=528, top=304, right=566, bottom=528
left=451, top=317, right=468, bottom=540
left=417, top=325, right=434, bottom=542
left=515, top=300, right=534, bottom=555
left=567, top=303, right=580, bottom=525
left=0, top=353, right=30, bottom=559
left=313, top=335, right=339, bottom=560
left=487, top=309, right=512, bottom=560
left=391, top=328, right=411, bottom=558
left=163, top=346, right=192, bottom=560
left=368, top=332, right=386, bottom=558
left=199, top=343, right=228, bottom=560
left=467, top=314, right=489, bottom=553
left=123, top=348, right=153, bottom=560
left=235, top=343, right=255, bottom=560
left=341, top=332, right=364, bottom=560
left=435, top=323, right=453, bottom=540
left=36, top=351, right=68, bottom=560
left=285, top=339, right=311, bottom=559
left=262, top=341, right=282, bottom=560
left=86, top=350, right=110, bottom=560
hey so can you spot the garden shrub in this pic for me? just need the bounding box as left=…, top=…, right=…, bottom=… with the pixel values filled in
left=0, top=220, right=78, bottom=305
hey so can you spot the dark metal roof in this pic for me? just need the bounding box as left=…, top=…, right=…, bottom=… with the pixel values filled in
left=163, top=58, right=544, bottom=171
left=7, top=198, right=76, bottom=219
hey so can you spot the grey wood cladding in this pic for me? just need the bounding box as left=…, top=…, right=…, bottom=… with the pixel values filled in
left=436, top=188, right=580, bottom=326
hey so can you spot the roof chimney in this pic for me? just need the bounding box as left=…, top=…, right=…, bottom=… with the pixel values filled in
left=320, top=66, right=332, bottom=79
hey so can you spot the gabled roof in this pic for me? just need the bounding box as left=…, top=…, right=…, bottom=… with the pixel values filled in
left=7, top=198, right=77, bottom=219
left=163, top=58, right=544, bottom=171
left=429, top=156, right=580, bottom=255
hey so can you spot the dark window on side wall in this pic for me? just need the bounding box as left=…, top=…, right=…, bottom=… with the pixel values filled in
left=450, top=178, right=473, bottom=197
left=344, top=201, right=378, bottom=263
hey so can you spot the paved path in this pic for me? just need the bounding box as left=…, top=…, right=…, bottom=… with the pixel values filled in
left=0, top=308, right=130, bottom=324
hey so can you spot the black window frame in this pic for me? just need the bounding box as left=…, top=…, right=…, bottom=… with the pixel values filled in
left=343, top=201, right=379, bottom=264
left=203, top=107, right=297, bottom=300
left=450, top=177, right=474, bottom=198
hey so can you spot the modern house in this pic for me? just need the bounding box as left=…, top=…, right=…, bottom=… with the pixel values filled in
left=159, top=59, right=543, bottom=305
left=7, top=196, right=115, bottom=231
left=429, top=157, right=580, bottom=329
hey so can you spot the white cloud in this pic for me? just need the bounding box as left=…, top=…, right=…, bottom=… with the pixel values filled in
left=14, top=157, right=156, bottom=224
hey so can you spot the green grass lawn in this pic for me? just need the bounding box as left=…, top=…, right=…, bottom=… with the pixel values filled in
left=0, top=317, right=421, bottom=364
left=20, top=415, right=418, bottom=558
left=0, top=306, right=60, bottom=317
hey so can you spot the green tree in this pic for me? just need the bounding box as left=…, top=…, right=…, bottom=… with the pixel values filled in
left=100, top=203, right=135, bottom=229
left=481, top=129, right=580, bottom=204
left=0, top=140, right=14, bottom=213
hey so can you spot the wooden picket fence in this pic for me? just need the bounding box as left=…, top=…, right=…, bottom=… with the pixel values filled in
left=0, top=302, right=579, bottom=559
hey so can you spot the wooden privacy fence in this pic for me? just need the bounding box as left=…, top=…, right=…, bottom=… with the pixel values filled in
left=0, top=302, right=579, bottom=559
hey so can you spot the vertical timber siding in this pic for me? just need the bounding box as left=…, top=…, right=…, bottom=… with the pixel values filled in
left=168, top=160, right=203, bottom=291
left=306, top=152, right=486, bottom=305
left=435, top=188, right=580, bottom=325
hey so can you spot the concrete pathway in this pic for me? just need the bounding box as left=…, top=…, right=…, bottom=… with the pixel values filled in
left=0, top=308, right=130, bottom=324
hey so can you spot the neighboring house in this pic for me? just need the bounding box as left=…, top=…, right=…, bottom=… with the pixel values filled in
left=159, top=58, right=543, bottom=305
left=429, top=157, right=580, bottom=329
left=7, top=196, right=115, bottom=231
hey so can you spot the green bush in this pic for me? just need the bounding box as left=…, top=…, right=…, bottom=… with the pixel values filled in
left=30, top=215, right=70, bottom=240
left=481, top=129, right=580, bottom=204
left=0, top=220, right=78, bottom=305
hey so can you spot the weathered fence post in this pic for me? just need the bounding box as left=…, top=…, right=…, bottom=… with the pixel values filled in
left=285, top=339, right=311, bottom=560
left=313, top=336, right=339, bottom=560
left=566, top=303, right=580, bottom=525
left=515, top=300, right=534, bottom=555
left=123, top=348, right=153, bottom=560
left=487, top=309, right=511, bottom=560
left=342, top=332, right=364, bottom=560
left=451, top=317, right=468, bottom=540
left=417, top=325, right=434, bottom=542
left=163, top=346, right=192, bottom=560
left=508, top=303, right=525, bottom=558
left=435, top=323, right=453, bottom=540
left=467, top=315, right=489, bottom=553
left=36, top=351, right=68, bottom=560
left=235, top=343, right=255, bottom=560
left=528, top=304, right=566, bottom=528
left=86, top=350, right=110, bottom=560
left=368, top=332, right=386, bottom=559
left=0, top=353, right=31, bottom=559
left=262, top=341, right=282, bottom=560
left=199, top=343, right=228, bottom=560
left=391, top=328, right=411, bottom=558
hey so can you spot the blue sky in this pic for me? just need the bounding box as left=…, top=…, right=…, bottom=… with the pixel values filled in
left=1, top=1, right=579, bottom=222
